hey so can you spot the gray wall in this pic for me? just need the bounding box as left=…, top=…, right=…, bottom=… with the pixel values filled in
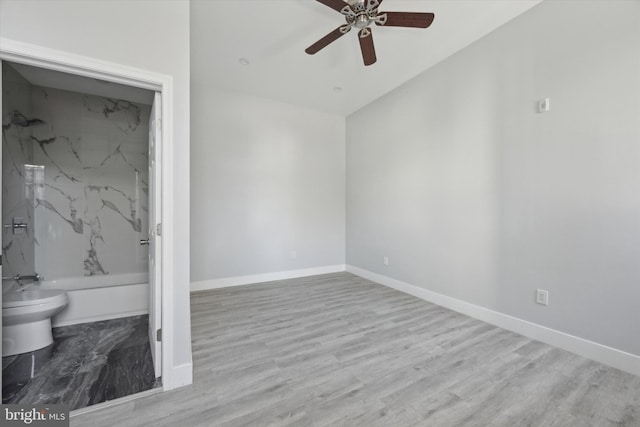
left=346, top=0, right=640, bottom=356
left=190, top=88, right=345, bottom=282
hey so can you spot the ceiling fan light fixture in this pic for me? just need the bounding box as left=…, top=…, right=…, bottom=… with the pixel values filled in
left=354, top=14, right=371, bottom=29
left=306, top=0, right=435, bottom=66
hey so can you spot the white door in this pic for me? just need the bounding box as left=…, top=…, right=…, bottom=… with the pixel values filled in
left=147, top=92, right=162, bottom=378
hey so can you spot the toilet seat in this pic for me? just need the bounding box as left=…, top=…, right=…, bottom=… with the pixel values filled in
left=2, top=289, right=67, bottom=309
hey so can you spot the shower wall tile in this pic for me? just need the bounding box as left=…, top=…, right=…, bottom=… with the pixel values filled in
left=30, top=86, right=150, bottom=281
left=1, top=63, right=37, bottom=285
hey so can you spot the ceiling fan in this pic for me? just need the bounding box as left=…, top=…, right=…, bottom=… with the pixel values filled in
left=305, top=0, right=435, bottom=66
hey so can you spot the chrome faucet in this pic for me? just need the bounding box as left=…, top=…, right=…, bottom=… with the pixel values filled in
left=14, top=274, right=41, bottom=282
left=2, top=273, right=42, bottom=286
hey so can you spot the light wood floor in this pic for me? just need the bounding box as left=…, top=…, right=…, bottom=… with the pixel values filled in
left=72, top=272, right=640, bottom=426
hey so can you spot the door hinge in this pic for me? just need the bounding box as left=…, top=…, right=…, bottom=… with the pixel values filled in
left=156, top=223, right=162, bottom=236
left=156, top=329, right=162, bottom=342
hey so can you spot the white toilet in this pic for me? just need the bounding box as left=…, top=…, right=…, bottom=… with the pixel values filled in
left=2, top=288, right=69, bottom=356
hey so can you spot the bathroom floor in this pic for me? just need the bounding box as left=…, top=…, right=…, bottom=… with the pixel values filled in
left=2, top=315, right=158, bottom=410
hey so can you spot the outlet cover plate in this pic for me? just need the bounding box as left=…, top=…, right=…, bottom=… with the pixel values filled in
left=536, top=289, right=549, bottom=306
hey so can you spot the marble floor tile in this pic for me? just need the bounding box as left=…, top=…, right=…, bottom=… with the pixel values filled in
left=2, top=314, right=158, bottom=411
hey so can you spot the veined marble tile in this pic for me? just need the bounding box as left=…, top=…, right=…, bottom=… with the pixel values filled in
left=2, top=63, right=38, bottom=280
left=1, top=315, right=158, bottom=411
left=3, top=65, right=151, bottom=283
left=28, top=85, right=150, bottom=279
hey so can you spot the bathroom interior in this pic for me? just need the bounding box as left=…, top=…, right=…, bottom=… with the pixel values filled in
left=1, top=61, right=160, bottom=410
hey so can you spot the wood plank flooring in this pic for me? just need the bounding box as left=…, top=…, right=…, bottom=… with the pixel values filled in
left=72, top=272, right=640, bottom=426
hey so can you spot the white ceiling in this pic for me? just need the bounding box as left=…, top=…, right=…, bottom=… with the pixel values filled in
left=191, top=0, right=543, bottom=116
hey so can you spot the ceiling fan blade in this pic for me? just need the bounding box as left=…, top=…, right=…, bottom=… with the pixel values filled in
left=305, top=25, right=351, bottom=55
left=315, top=0, right=350, bottom=13
left=358, top=28, right=377, bottom=66
left=376, top=12, right=435, bottom=28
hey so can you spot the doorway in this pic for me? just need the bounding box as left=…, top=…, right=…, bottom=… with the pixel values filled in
left=1, top=59, right=163, bottom=410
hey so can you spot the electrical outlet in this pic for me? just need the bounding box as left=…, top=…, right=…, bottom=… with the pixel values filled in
left=536, top=289, right=549, bottom=306
left=383, top=256, right=389, bottom=266
left=537, top=97, right=550, bottom=113
left=290, top=251, right=297, bottom=260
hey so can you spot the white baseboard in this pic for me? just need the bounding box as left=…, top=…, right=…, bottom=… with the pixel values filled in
left=53, top=310, right=149, bottom=328
left=346, top=265, right=640, bottom=377
left=71, top=386, right=162, bottom=417
left=164, top=362, right=193, bottom=390
left=190, top=264, right=346, bottom=292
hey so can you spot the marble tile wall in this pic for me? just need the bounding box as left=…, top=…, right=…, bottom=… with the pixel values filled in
left=31, top=86, right=150, bottom=280
left=2, top=63, right=37, bottom=285
left=2, top=63, right=150, bottom=284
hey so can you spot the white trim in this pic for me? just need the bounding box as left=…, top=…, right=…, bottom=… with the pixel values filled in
left=170, top=362, right=194, bottom=389
left=52, top=310, right=149, bottom=328
left=0, top=38, right=184, bottom=390
left=70, top=386, right=162, bottom=417
left=346, top=265, right=640, bottom=377
left=0, top=39, right=162, bottom=90
left=159, top=78, right=177, bottom=390
left=191, top=265, right=347, bottom=292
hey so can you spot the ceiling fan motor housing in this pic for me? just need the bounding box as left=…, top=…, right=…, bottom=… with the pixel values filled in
left=344, top=0, right=380, bottom=27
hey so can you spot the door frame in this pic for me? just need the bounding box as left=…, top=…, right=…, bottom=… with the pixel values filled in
left=0, top=38, right=177, bottom=390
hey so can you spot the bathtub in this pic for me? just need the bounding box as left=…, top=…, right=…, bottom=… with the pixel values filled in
left=39, top=272, right=149, bottom=327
